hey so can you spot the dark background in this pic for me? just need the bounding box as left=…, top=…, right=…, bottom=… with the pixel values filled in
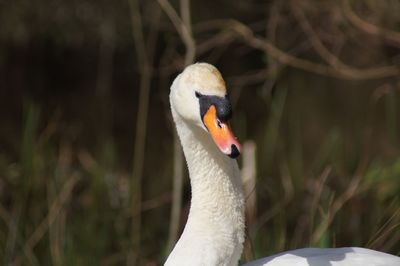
left=0, top=0, right=399, bottom=265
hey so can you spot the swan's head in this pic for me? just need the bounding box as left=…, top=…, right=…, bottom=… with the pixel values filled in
left=170, top=63, right=241, bottom=158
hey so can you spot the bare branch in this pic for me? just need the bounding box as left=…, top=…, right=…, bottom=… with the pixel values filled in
left=251, top=162, right=294, bottom=238
left=310, top=155, right=369, bottom=244
left=128, top=0, right=149, bottom=260
left=180, top=0, right=195, bottom=65
left=128, top=0, right=160, bottom=263
left=308, top=166, right=332, bottom=244
left=157, top=0, right=196, bottom=255
left=171, top=19, right=399, bottom=80
left=342, top=0, right=400, bottom=47
left=157, top=0, right=196, bottom=66
left=290, top=1, right=348, bottom=69
left=141, top=193, right=171, bottom=212
left=225, top=20, right=400, bottom=80
left=241, top=141, right=257, bottom=262
left=24, top=174, right=80, bottom=252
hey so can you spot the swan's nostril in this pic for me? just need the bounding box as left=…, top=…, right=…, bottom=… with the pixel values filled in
left=229, top=144, right=240, bottom=158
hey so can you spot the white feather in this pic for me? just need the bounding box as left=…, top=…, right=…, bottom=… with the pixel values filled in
left=165, top=63, right=400, bottom=266
left=243, top=247, right=400, bottom=266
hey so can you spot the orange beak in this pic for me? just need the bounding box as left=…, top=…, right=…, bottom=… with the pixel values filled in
left=203, top=105, right=241, bottom=158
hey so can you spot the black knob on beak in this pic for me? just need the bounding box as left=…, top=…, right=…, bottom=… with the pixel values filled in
left=196, top=91, right=232, bottom=122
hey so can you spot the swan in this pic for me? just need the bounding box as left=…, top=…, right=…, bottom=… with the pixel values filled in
left=165, top=62, right=400, bottom=266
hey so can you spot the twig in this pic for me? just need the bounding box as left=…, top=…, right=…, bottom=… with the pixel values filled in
left=367, top=208, right=400, bottom=248
left=165, top=18, right=400, bottom=80
left=242, top=141, right=257, bottom=226
left=226, top=19, right=400, bottom=80
left=127, top=0, right=160, bottom=264
left=180, top=0, right=195, bottom=65
left=308, top=166, right=332, bottom=244
left=290, top=1, right=348, bottom=69
left=227, top=68, right=275, bottom=87
left=157, top=0, right=195, bottom=65
left=251, top=162, right=294, bottom=238
left=141, top=192, right=171, bottom=212
left=95, top=20, right=115, bottom=141
left=157, top=0, right=196, bottom=255
left=310, top=156, right=369, bottom=244
left=3, top=204, right=40, bottom=265
left=128, top=0, right=148, bottom=260
left=48, top=144, right=72, bottom=266
left=24, top=174, right=80, bottom=254
left=342, top=0, right=400, bottom=47
left=267, top=2, right=281, bottom=44
left=241, top=141, right=257, bottom=262
left=0, top=202, right=11, bottom=228
left=196, top=31, right=234, bottom=55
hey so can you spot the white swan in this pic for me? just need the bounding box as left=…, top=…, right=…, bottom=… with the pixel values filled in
left=165, top=62, right=400, bottom=266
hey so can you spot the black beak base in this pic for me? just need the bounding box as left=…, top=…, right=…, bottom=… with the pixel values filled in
left=196, top=91, right=232, bottom=123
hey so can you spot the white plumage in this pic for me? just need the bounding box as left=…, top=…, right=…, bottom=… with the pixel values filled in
left=243, top=247, right=400, bottom=266
left=165, top=63, right=400, bottom=266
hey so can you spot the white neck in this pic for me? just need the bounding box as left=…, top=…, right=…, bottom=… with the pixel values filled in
left=165, top=109, right=245, bottom=266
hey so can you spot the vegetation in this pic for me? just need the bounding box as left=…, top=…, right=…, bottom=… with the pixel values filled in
left=0, top=0, right=399, bottom=265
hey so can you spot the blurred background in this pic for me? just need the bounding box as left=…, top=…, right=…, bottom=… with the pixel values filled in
left=1, top=0, right=400, bottom=265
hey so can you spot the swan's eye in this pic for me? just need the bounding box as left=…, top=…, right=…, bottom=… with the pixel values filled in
left=216, top=119, right=222, bottom=128
left=195, top=91, right=202, bottom=98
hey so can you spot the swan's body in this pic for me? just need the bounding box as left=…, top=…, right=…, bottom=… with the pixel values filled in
left=165, top=63, right=400, bottom=266
left=243, top=247, right=400, bottom=266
